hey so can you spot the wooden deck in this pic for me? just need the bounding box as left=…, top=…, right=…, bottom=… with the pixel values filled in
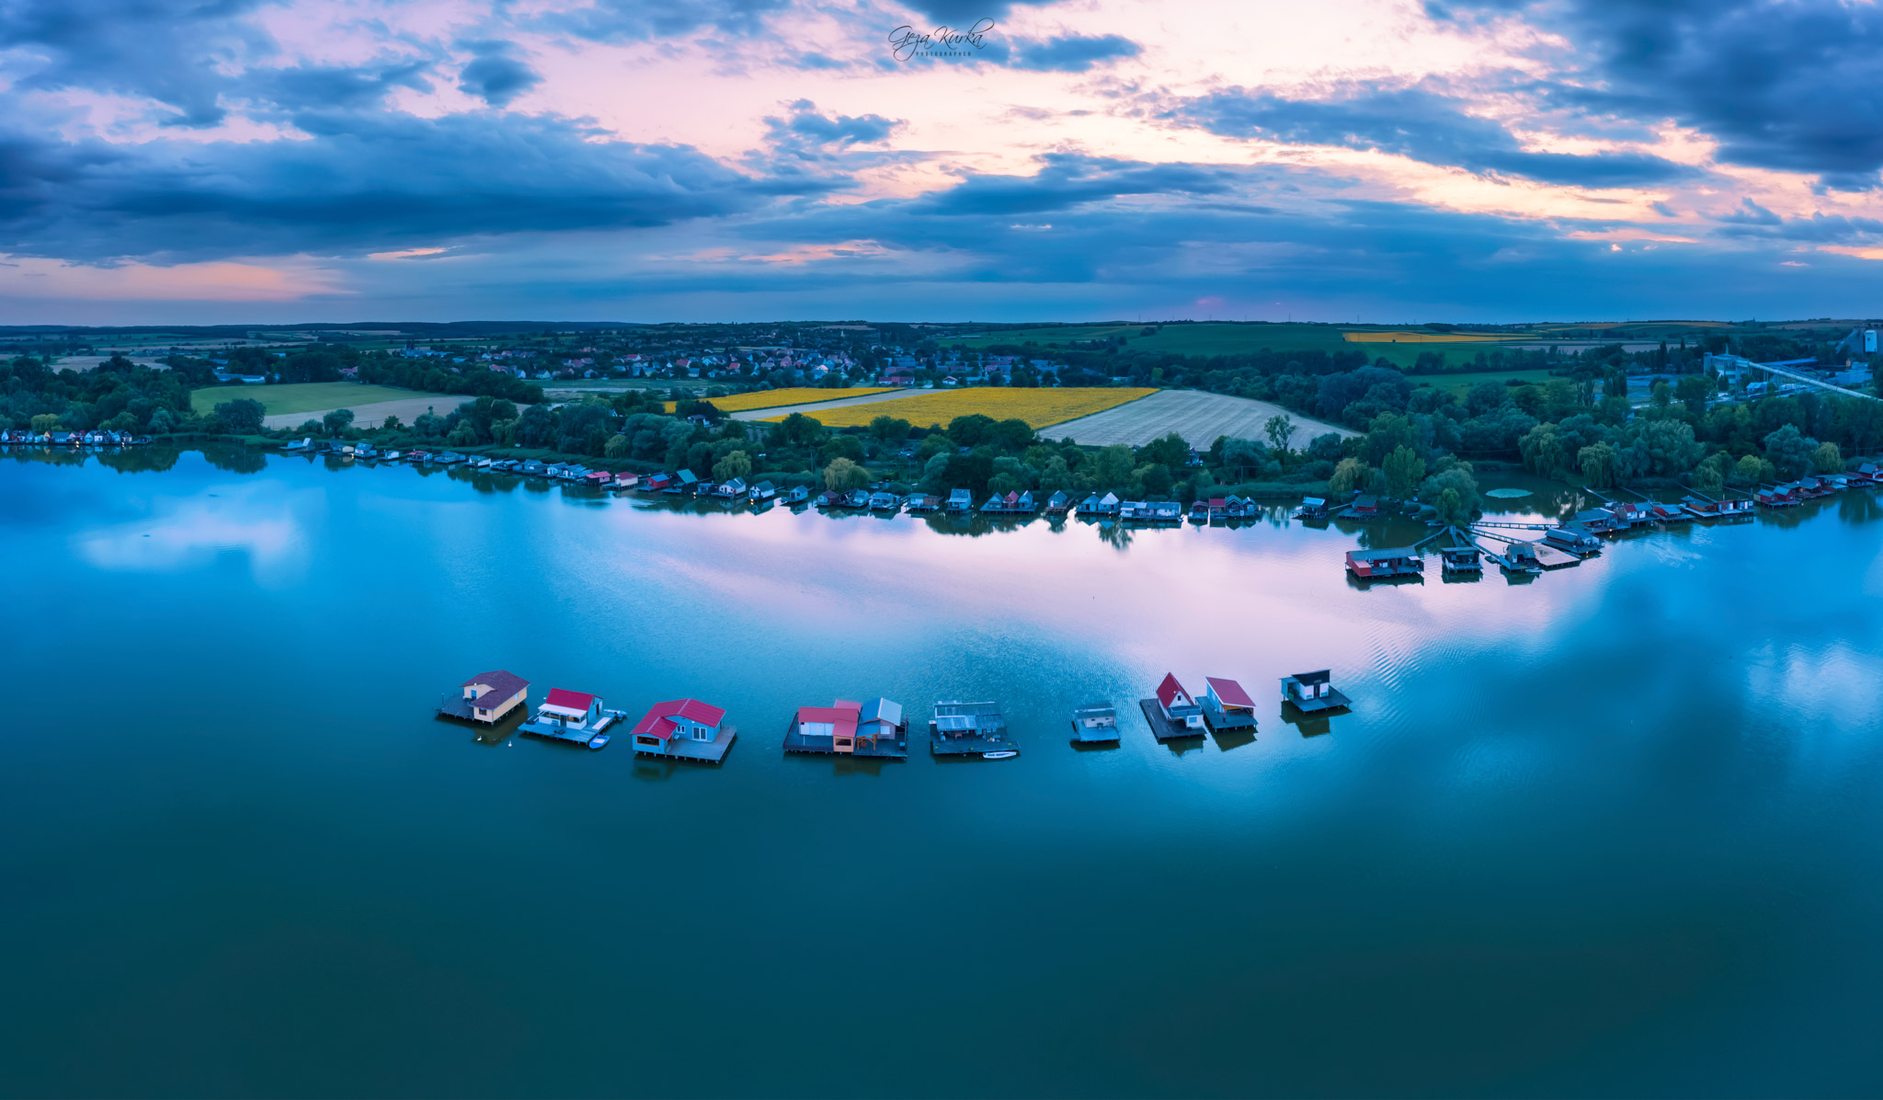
left=1201, top=699, right=1257, bottom=732
left=1137, top=699, right=1206, bottom=741
left=634, top=730, right=737, bottom=764
left=519, top=709, right=624, bottom=748
left=1283, top=687, right=1352, bottom=715
left=783, top=723, right=909, bottom=759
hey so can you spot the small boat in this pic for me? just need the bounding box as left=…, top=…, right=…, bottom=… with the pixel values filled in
left=981, top=749, right=1018, bottom=760
left=587, top=733, right=611, bottom=751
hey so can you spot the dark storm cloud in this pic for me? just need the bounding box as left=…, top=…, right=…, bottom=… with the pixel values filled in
left=456, top=42, right=541, bottom=106
left=538, top=0, right=792, bottom=41
left=0, top=0, right=274, bottom=126
left=1427, top=0, right=1883, bottom=188
left=0, top=111, right=818, bottom=262
left=765, top=100, right=901, bottom=150
left=1170, top=84, right=1693, bottom=187
left=243, top=61, right=436, bottom=111
left=1004, top=33, right=1140, bottom=73
left=906, top=153, right=1236, bottom=216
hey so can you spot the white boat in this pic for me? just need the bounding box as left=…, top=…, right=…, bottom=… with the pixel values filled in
left=981, top=750, right=1018, bottom=760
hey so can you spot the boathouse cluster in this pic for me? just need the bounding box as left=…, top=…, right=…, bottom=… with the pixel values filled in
left=437, top=669, right=1354, bottom=762
left=1335, top=466, right=1883, bottom=583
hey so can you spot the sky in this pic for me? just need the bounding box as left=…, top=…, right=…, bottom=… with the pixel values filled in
left=5, top=0, right=1883, bottom=325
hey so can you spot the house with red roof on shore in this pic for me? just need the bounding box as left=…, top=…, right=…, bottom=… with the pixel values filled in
left=631, top=697, right=735, bottom=764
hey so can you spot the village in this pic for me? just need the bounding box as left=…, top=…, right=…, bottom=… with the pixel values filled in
left=436, top=668, right=1354, bottom=763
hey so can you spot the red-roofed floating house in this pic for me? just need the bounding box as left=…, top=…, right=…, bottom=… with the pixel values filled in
left=519, top=687, right=625, bottom=751
left=1139, top=673, right=1207, bottom=742
left=631, top=698, right=735, bottom=764
left=1202, top=676, right=1258, bottom=731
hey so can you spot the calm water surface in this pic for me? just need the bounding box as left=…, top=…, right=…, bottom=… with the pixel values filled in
left=4, top=451, right=1883, bottom=1098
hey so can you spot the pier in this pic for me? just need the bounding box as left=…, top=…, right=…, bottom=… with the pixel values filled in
left=784, top=698, right=909, bottom=759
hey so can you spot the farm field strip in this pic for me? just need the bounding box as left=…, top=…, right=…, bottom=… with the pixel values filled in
left=663, top=386, right=894, bottom=414
left=262, top=396, right=483, bottom=431
left=190, top=382, right=427, bottom=416
left=769, top=387, right=1156, bottom=429
left=1046, top=389, right=1354, bottom=450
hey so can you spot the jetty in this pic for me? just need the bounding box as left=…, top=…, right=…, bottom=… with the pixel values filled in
left=1471, top=528, right=1580, bottom=571
left=437, top=669, right=530, bottom=725
left=630, top=698, right=735, bottom=764
left=1281, top=670, right=1352, bottom=715
left=784, top=698, right=908, bottom=759
left=930, top=701, right=1020, bottom=759
left=519, top=688, right=625, bottom=750
left=1070, top=703, right=1119, bottom=744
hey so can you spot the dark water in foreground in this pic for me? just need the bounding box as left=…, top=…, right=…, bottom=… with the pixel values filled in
left=4, top=452, right=1883, bottom=1098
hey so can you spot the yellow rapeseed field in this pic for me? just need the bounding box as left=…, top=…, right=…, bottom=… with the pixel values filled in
left=1343, top=331, right=1526, bottom=344
left=663, top=387, right=894, bottom=413
left=769, top=387, right=1157, bottom=429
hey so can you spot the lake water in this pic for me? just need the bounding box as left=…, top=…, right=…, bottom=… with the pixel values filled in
left=4, top=450, right=1883, bottom=1098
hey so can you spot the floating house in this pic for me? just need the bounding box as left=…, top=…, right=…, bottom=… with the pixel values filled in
left=1496, top=541, right=1543, bottom=574
left=641, top=472, right=673, bottom=493
left=870, top=491, right=901, bottom=512
left=1070, top=703, right=1119, bottom=743
left=630, top=698, right=734, bottom=764
left=1439, top=544, right=1482, bottom=574
left=439, top=669, right=529, bottom=725
left=947, top=488, right=975, bottom=512
left=930, top=701, right=1019, bottom=759
left=1544, top=526, right=1602, bottom=554
left=1345, top=548, right=1425, bottom=579
left=1680, top=491, right=1753, bottom=520
left=1140, top=673, right=1206, bottom=741
left=1298, top=495, right=1330, bottom=520
left=1045, top=491, right=1071, bottom=515
left=712, top=477, right=747, bottom=501
left=1345, top=495, right=1380, bottom=519
left=843, top=488, right=871, bottom=509
left=1223, top=495, right=1258, bottom=519
left=1078, top=492, right=1121, bottom=517
left=905, top=493, right=941, bottom=512
left=785, top=485, right=810, bottom=505
left=675, top=469, right=701, bottom=495
left=519, top=687, right=622, bottom=750
left=748, top=480, right=777, bottom=503
left=1202, top=677, right=1257, bottom=731
left=284, top=437, right=311, bottom=452
left=1854, top=462, right=1883, bottom=483
left=785, top=698, right=907, bottom=758
left=1280, top=670, right=1352, bottom=714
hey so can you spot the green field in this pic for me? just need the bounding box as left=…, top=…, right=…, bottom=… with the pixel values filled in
left=190, top=382, right=427, bottom=416
left=1415, top=368, right=1560, bottom=396
left=943, top=321, right=1521, bottom=368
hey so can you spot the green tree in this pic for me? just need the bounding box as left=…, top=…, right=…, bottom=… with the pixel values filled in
left=1811, top=440, right=1843, bottom=474
left=1329, top=457, right=1368, bottom=495
left=1263, top=414, right=1295, bottom=454
left=1578, top=441, right=1618, bottom=488
left=212, top=398, right=265, bottom=435
left=1381, top=444, right=1426, bottom=499
left=1730, top=453, right=1766, bottom=487
left=1092, top=444, right=1134, bottom=488
left=713, top=449, right=753, bottom=482
left=1762, top=424, right=1816, bottom=480
left=29, top=413, right=60, bottom=432
left=1421, top=465, right=1481, bottom=524
left=823, top=456, right=870, bottom=492
left=604, top=433, right=629, bottom=459
left=322, top=408, right=354, bottom=436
